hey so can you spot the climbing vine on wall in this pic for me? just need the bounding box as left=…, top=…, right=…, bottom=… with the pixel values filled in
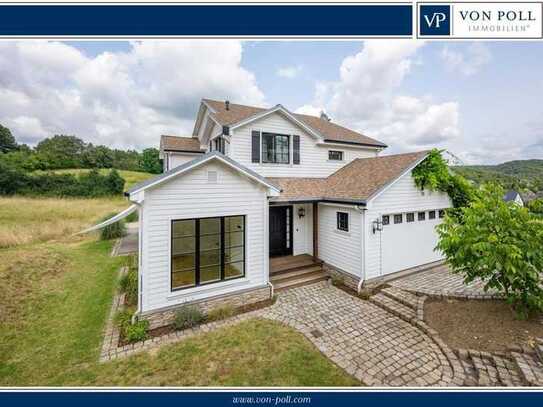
left=412, top=149, right=475, bottom=209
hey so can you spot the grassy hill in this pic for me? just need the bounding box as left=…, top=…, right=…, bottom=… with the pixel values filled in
left=453, top=159, right=543, bottom=194
left=35, top=168, right=155, bottom=191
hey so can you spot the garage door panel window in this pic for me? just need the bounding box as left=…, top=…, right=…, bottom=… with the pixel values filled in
left=439, top=209, right=446, bottom=218
left=394, top=214, right=403, bottom=224
left=171, top=216, right=245, bottom=291
left=418, top=212, right=426, bottom=221
left=382, top=215, right=390, bottom=226
left=429, top=210, right=436, bottom=220
left=406, top=213, right=415, bottom=223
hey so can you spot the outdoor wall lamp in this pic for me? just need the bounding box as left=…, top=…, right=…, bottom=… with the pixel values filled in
left=298, top=207, right=306, bottom=218
left=372, top=219, right=383, bottom=234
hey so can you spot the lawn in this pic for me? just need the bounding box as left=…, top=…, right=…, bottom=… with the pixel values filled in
left=0, top=196, right=357, bottom=387
left=34, top=168, right=155, bottom=191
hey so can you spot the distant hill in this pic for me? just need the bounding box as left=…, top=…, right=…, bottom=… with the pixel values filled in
left=452, top=159, right=543, bottom=195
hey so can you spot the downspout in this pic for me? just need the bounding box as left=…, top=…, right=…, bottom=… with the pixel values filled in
left=132, top=200, right=143, bottom=323
left=355, top=205, right=366, bottom=294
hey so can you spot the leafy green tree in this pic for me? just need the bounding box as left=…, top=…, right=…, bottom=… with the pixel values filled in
left=35, top=135, right=86, bottom=169
left=527, top=198, right=543, bottom=216
left=0, top=124, right=17, bottom=153
left=437, top=183, right=543, bottom=318
left=139, top=148, right=162, bottom=174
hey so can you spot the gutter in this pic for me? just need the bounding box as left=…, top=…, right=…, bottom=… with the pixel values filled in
left=355, top=205, right=366, bottom=294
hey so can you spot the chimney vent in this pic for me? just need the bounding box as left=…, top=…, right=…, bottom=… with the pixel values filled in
left=225, top=100, right=230, bottom=111
left=320, top=111, right=331, bottom=122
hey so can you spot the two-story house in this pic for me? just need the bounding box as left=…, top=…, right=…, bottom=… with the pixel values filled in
left=127, top=99, right=451, bottom=328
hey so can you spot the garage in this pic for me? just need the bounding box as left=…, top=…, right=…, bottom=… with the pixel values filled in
left=380, top=209, right=446, bottom=276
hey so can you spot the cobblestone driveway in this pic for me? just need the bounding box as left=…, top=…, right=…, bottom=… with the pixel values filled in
left=388, top=264, right=500, bottom=299
left=262, top=282, right=455, bottom=386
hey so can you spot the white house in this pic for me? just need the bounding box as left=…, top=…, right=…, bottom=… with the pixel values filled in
left=503, top=190, right=524, bottom=206
left=127, top=99, right=451, bottom=327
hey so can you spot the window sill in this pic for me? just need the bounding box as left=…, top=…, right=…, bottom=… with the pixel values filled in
left=334, top=229, right=351, bottom=237
left=167, top=277, right=250, bottom=301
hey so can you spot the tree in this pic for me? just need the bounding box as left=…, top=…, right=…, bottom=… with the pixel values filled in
left=35, top=135, right=86, bottom=169
left=527, top=198, right=543, bottom=216
left=139, top=148, right=162, bottom=174
left=0, top=124, right=17, bottom=153
left=437, top=183, right=543, bottom=318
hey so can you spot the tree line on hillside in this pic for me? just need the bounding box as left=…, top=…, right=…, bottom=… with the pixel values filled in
left=0, top=123, right=162, bottom=197
left=0, top=124, right=162, bottom=173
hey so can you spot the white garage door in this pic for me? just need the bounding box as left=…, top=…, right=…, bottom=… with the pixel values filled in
left=380, top=210, right=444, bottom=276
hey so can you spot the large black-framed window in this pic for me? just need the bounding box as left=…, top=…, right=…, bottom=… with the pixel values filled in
left=171, top=215, right=245, bottom=291
left=262, top=132, right=290, bottom=164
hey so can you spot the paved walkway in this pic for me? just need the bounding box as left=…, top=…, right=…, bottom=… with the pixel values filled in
left=263, top=282, right=455, bottom=386
left=389, top=264, right=500, bottom=299
left=116, top=222, right=138, bottom=256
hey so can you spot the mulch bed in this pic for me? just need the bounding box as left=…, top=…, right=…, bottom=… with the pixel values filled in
left=118, top=298, right=275, bottom=347
left=424, top=298, right=543, bottom=352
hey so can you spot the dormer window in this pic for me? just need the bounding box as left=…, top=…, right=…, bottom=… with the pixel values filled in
left=213, top=137, right=226, bottom=154
left=262, top=132, right=290, bottom=164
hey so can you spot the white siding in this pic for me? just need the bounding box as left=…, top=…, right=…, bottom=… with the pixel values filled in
left=167, top=153, right=203, bottom=171
left=230, top=112, right=378, bottom=178
left=364, top=170, right=452, bottom=280
left=140, top=161, right=268, bottom=313
left=318, top=204, right=362, bottom=277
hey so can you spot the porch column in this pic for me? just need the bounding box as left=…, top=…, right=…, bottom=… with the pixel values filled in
left=313, top=202, right=319, bottom=261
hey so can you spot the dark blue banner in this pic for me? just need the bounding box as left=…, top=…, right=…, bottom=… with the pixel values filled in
left=0, top=4, right=412, bottom=37
left=1, top=392, right=543, bottom=407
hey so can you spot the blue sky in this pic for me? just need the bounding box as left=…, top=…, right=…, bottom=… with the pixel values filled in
left=1, top=40, right=542, bottom=164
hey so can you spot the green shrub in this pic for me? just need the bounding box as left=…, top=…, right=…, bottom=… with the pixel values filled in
left=206, top=305, right=235, bottom=322
left=437, top=183, right=543, bottom=319
left=114, top=309, right=133, bottom=329
left=125, top=211, right=139, bottom=223
left=124, top=320, right=149, bottom=343
left=173, top=305, right=204, bottom=330
left=99, top=212, right=127, bottom=240
left=119, top=268, right=138, bottom=306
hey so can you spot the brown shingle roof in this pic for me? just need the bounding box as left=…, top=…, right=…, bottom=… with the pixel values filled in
left=161, top=135, right=205, bottom=153
left=268, top=151, right=429, bottom=203
left=203, top=99, right=386, bottom=148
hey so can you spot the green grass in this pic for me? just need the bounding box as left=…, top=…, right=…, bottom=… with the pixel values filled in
left=0, top=196, right=358, bottom=386
left=34, top=169, right=155, bottom=191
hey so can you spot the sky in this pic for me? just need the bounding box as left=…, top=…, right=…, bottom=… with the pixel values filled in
left=0, top=40, right=542, bottom=164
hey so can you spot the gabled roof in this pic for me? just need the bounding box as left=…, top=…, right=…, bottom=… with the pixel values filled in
left=160, top=135, right=205, bottom=153
left=202, top=98, right=387, bottom=148
left=268, top=150, right=430, bottom=204
left=504, top=190, right=522, bottom=202
left=127, top=151, right=281, bottom=196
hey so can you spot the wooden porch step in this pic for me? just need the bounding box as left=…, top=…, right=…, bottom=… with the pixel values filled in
left=273, top=272, right=329, bottom=292
left=270, top=256, right=323, bottom=275
left=270, top=265, right=324, bottom=284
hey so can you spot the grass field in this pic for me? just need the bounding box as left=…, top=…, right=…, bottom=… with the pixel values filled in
left=0, top=195, right=357, bottom=386
left=34, top=168, right=155, bottom=191
left=0, top=196, right=129, bottom=248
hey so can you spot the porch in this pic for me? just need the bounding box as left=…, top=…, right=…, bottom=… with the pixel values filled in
left=269, top=254, right=328, bottom=291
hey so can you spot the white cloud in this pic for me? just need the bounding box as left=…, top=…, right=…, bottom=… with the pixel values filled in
left=297, top=40, right=460, bottom=153
left=0, top=40, right=264, bottom=148
left=276, top=65, right=302, bottom=79
left=441, top=43, right=491, bottom=76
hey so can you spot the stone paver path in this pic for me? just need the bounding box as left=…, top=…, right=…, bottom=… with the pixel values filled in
left=115, top=222, right=138, bottom=256
left=389, top=264, right=500, bottom=299
left=262, top=282, right=455, bottom=386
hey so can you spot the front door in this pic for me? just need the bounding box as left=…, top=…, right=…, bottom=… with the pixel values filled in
left=269, top=206, right=292, bottom=257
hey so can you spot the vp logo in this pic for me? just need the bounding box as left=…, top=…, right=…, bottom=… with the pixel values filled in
left=420, top=5, right=451, bottom=36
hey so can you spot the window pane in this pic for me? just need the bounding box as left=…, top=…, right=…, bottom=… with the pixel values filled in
left=172, top=253, right=195, bottom=272
left=382, top=215, right=390, bottom=225
left=200, top=217, right=220, bottom=235
left=200, top=249, right=220, bottom=267
left=200, top=264, right=221, bottom=283
left=394, top=214, right=402, bottom=224
left=225, top=246, right=244, bottom=263
left=225, top=216, right=244, bottom=233
left=429, top=210, right=436, bottom=219
left=225, top=231, right=243, bottom=248
left=418, top=212, right=426, bottom=221
left=406, top=213, right=414, bottom=222
left=225, top=262, right=244, bottom=279
left=173, top=219, right=195, bottom=237
left=200, top=233, right=221, bottom=251
left=172, top=236, right=195, bottom=255
left=172, top=269, right=195, bottom=288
